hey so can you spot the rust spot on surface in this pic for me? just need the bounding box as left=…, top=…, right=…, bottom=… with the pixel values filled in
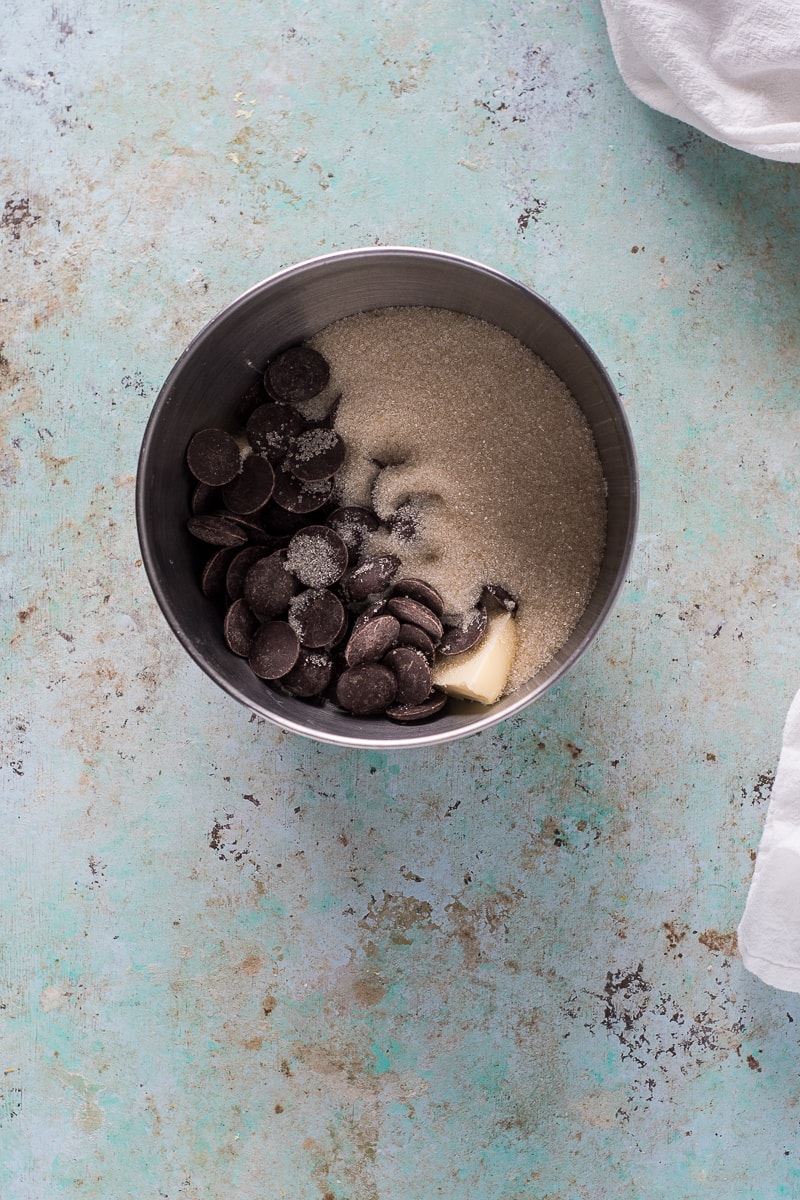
left=444, top=899, right=481, bottom=969
left=39, top=449, right=77, bottom=484
left=526, top=815, right=571, bottom=851
left=743, top=772, right=775, bottom=806
left=517, top=199, right=547, bottom=232
left=359, top=891, right=435, bottom=945
left=602, top=962, right=651, bottom=1044
left=747, top=1054, right=761, bottom=1072
left=262, top=994, right=277, bottom=1017
left=1, top=196, right=41, bottom=240
left=0, top=344, right=12, bottom=387
left=351, top=972, right=387, bottom=1008
left=239, top=954, right=261, bottom=976
left=663, top=920, right=688, bottom=953
left=444, top=888, right=522, bottom=969
left=698, top=929, right=738, bottom=955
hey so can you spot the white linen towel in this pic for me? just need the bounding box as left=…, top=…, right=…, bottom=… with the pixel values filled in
left=599, top=0, right=800, bottom=161
left=739, top=689, right=800, bottom=991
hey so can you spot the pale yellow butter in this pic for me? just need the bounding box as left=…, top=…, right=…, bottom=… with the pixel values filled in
left=432, top=611, right=517, bottom=704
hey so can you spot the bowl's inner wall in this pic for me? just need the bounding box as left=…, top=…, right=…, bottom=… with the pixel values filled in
left=138, top=250, right=636, bottom=746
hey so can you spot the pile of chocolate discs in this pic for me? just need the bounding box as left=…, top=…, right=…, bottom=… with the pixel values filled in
left=184, top=344, right=515, bottom=721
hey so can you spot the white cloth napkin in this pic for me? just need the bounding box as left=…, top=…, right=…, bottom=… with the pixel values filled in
left=739, top=689, right=800, bottom=991
left=600, top=0, right=800, bottom=161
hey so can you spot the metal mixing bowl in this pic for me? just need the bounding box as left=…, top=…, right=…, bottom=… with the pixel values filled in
left=136, top=247, right=638, bottom=747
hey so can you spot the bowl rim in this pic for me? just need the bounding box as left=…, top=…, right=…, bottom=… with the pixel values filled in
left=136, top=245, right=639, bottom=748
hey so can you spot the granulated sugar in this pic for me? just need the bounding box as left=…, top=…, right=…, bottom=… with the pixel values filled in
left=310, top=307, right=607, bottom=693
left=291, top=427, right=339, bottom=462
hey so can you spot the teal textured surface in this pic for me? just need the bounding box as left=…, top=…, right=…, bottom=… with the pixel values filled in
left=2, top=1, right=800, bottom=1197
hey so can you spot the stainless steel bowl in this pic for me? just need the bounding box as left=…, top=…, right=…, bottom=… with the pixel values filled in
left=136, top=247, right=637, bottom=747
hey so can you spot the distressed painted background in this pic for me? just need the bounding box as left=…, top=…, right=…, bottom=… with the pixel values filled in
left=2, top=1, right=800, bottom=1197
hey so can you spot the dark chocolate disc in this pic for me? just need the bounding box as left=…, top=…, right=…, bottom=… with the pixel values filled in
left=279, top=649, right=334, bottom=697
left=284, top=428, right=345, bottom=482
left=438, top=605, right=488, bottom=656
left=344, top=554, right=401, bottom=603
left=382, top=646, right=432, bottom=706
left=235, top=377, right=268, bottom=427
left=221, top=454, right=275, bottom=514
left=246, top=403, right=306, bottom=461
left=223, top=598, right=259, bottom=656
left=191, top=481, right=220, bottom=516
left=288, top=588, right=346, bottom=648
left=265, top=345, right=330, bottom=403
left=326, top=506, right=381, bottom=557
left=391, top=577, right=445, bottom=618
left=351, top=599, right=386, bottom=633
left=335, top=662, right=398, bottom=715
left=345, top=614, right=400, bottom=667
left=186, top=428, right=242, bottom=487
left=285, top=525, right=348, bottom=589
left=226, top=545, right=271, bottom=601
left=217, top=512, right=284, bottom=548
left=483, top=583, right=518, bottom=612
left=187, top=515, right=248, bottom=547
left=200, top=546, right=238, bottom=598
left=272, top=467, right=333, bottom=514
left=243, top=551, right=300, bottom=620
left=385, top=691, right=448, bottom=722
left=396, top=621, right=436, bottom=660
left=384, top=595, right=444, bottom=642
left=322, top=648, right=349, bottom=701
left=328, top=610, right=351, bottom=648
left=259, top=499, right=310, bottom=538
left=248, top=621, right=300, bottom=680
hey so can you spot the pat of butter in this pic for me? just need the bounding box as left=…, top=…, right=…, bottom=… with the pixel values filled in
left=432, top=611, right=516, bottom=704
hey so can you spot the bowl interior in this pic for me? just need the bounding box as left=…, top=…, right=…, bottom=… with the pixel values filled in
left=136, top=248, right=637, bottom=747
